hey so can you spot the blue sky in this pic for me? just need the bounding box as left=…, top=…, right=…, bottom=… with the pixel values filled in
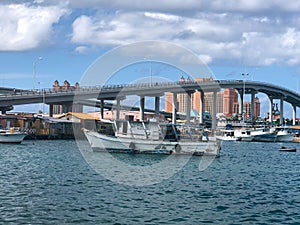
left=2, top=1, right=300, bottom=117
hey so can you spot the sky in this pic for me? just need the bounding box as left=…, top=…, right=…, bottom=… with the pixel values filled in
left=2, top=0, right=300, bottom=117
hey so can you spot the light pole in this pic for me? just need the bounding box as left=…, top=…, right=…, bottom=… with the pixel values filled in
left=150, top=61, right=152, bottom=87
left=33, top=56, right=43, bottom=90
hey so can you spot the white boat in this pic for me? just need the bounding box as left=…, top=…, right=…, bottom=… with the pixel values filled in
left=234, top=129, right=253, bottom=142
left=235, top=127, right=278, bottom=142
left=272, top=127, right=294, bottom=142
left=0, top=128, right=28, bottom=144
left=251, top=128, right=277, bottom=142
left=216, top=129, right=237, bottom=141
left=83, top=120, right=221, bottom=156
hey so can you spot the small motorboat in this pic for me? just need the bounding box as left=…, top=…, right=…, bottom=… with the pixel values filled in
left=279, top=146, right=297, bottom=152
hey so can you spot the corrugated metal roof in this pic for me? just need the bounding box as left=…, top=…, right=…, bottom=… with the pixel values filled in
left=56, top=112, right=99, bottom=120
left=289, top=125, right=300, bottom=130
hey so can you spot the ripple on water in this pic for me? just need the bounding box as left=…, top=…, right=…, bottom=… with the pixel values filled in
left=0, top=140, right=300, bottom=224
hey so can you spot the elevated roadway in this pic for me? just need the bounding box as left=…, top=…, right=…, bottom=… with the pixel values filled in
left=0, top=80, right=299, bottom=125
left=1, top=80, right=299, bottom=106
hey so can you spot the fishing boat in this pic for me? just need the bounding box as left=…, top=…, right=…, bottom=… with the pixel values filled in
left=251, top=127, right=277, bottom=142
left=234, top=129, right=253, bottom=142
left=0, top=128, right=28, bottom=144
left=235, top=127, right=277, bottom=142
left=216, top=129, right=237, bottom=141
left=83, top=120, right=221, bottom=156
left=272, top=127, right=294, bottom=142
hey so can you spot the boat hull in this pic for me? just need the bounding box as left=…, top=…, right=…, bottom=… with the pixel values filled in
left=238, top=136, right=254, bottom=142
left=0, top=133, right=27, bottom=143
left=83, top=129, right=221, bottom=156
left=252, top=133, right=277, bottom=142
left=275, top=134, right=294, bottom=142
left=279, top=147, right=296, bottom=152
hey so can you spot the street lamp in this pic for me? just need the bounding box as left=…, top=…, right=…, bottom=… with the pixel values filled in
left=33, top=56, right=43, bottom=90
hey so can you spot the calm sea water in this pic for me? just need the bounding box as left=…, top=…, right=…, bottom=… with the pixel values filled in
left=0, top=139, right=300, bottom=224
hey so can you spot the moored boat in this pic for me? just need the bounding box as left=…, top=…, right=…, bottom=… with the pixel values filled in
left=249, top=127, right=276, bottom=142
left=0, top=128, right=28, bottom=144
left=272, top=127, right=294, bottom=142
left=83, top=120, right=221, bottom=156
left=216, top=129, right=237, bottom=141
left=234, top=129, right=253, bottom=142
left=235, top=127, right=277, bottom=142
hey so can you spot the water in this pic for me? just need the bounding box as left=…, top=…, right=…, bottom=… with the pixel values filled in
left=1, top=140, right=300, bottom=224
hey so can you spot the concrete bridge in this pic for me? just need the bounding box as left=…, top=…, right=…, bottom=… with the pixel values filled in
left=1, top=80, right=300, bottom=129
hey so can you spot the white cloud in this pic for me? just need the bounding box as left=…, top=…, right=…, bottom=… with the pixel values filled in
left=0, top=3, right=69, bottom=51
left=74, top=46, right=89, bottom=54
left=281, top=28, right=297, bottom=48
left=73, top=10, right=300, bottom=67
left=144, top=12, right=181, bottom=22
left=5, top=0, right=300, bottom=68
left=41, top=0, right=300, bottom=14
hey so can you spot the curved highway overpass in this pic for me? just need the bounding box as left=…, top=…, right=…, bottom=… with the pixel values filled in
left=0, top=80, right=300, bottom=121
left=218, top=80, right=300, bottom=107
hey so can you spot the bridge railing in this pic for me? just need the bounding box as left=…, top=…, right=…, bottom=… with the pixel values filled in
left=4, top=79, right=298, bottom=99
left=0, top=80, right=220, bottom=97
left=218, top=79, right=300, bottom=97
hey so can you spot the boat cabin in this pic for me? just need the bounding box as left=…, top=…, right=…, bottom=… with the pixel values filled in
left=113, top=120, right=205, bottom=142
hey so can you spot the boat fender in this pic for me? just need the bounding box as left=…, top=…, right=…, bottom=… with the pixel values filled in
left=129, top=142, right=136, bottom=150
left=175, top=144, right=181, bottom=153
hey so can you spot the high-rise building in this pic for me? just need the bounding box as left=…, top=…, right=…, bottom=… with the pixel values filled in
left=233, top=97, right=260, bottom=118
left=52, top=80, right=82, bottom=114
left=165, top=77, right=260, bottom=118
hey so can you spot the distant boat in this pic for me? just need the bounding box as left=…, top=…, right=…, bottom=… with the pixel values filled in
left=234, top=129, right=254, bottom=142
left=83, top=120, right=221, bottom=156
left=279, top=146, right=296, bottom=152
left=272, top=127, right=294, bottom=142
left=216, top=129, right=237, bottom=141
left=0, top=128, right=28, bottom=144
left=251, top=128, right=277, bottom=142
left=235, top=127, right=277, bottom=142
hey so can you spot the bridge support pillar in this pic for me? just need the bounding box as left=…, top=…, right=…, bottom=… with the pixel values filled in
left=239, top=91, right=244, bottom=121
left=172, top=93, right=177, bottom=124
left=212, top=91, right=217, bottom=132
left=155, top=96, right=160, bottom=118
left=251, top=91, right=255, bottom=123
left=49, top=104, right=53, bottom=117
left=62, top=103, right=72, bottom=113
left=140, top=96, right=145, bottom=121
left=72, top=103, right=83, bottom=113
left=268, top=96, right=273, bottom=123
left=293, top=104, right=296, bottom=125
left=280, top=98, right=284, bottom=125
left=100, top=100, right=104, bottom=120
left=199, top=90, right=204, bottom=124
left=186, top=92, right=192, bottom=124
left=116, top=99, right=121, bottom=120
